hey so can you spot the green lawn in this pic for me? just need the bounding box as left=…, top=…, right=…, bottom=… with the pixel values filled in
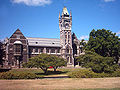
left=9, top=68, right=80, bottom=77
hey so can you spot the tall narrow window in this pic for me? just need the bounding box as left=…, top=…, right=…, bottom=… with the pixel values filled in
left=68, top=35, right=70, bottom=38
left=65, top=35, right=67, bottom=38
left=51, top=48, right=55, bottom=53
left=65, top=39, right=66, bottom=44
left=46, top=48, right=49, bottom=53
left=67, top=48, right=69, bottom=53
left=35, top=48, right=38, bottom=53
left=40, top=48, right=43, bottom=53
left=57, top=49, right=60, bottom=53
left=29, top=48, right=33, bottom=53
left=15, top=44, right=21, bottom=54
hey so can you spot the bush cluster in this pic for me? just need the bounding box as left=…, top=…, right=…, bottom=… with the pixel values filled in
left=68, top=69, right=120, bottom=78
left=0, top=71, right=36, bottom=79
left=76, top=51, right=119, bottom=73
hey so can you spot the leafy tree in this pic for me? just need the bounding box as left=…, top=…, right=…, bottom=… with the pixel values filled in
left=50, top=55, right=67, bottom=72
left=23, top=54, right=67, bottom=73
left=86, top=29, right=120, bottom=63
left=77, top=51, right=119, bottom=73
left=80, top=39, right=87, bottom=53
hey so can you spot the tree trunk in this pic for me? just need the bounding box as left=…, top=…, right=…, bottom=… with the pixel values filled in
left=40, top=67, right=48, bottom=74
left=53, top=67, right=58, bottom=72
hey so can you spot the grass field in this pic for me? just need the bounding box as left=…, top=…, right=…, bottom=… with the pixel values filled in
left=0, top=68, right=120, bottom=90
left=0, top=78, right=120, bottom=90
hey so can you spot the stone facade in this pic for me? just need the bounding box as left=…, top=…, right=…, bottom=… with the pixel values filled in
left=3, top=7, right=85, bottom=68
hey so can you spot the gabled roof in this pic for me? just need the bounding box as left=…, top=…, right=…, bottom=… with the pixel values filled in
left=27, top=37, right=61, bottom=47
left=10, top=29, right=26, bottom=39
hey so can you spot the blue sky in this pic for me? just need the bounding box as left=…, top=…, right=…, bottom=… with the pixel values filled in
left=0, top=0, right=120, bottom=40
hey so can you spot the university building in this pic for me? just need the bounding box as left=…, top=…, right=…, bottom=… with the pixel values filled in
left=3, top=7, right=85, bottom=68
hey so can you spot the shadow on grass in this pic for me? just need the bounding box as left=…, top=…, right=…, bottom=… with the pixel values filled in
left=35, top=70, right=69, bottom=79
left=35, top=70, right=68, bottom=75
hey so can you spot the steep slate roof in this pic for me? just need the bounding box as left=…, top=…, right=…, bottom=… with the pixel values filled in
left=27, top=37, right=61, bottom=47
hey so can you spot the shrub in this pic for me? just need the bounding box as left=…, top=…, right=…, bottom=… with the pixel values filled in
left=77, top=51, right=119, bottom=73
left=0, top=71, right=36, bottom=79
left=111, top=69, right=120, bottom=77
left=68, top=69, right=120, bottom=78
left=68, top=69, right=97, bottom=78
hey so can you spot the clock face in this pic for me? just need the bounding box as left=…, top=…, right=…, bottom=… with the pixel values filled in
left=65, top=23, right=69, bottom=28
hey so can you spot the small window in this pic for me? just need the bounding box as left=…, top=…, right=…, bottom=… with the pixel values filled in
left=70, top=57, right=72, bottom=63
left=51, top=48, right=55, bottom=53
left=57, top=49, right=60, bottom=53
left=35, top=48, right=38, bottom=53
left=40, top=48, right=43, bottom=53
left=65, top=39, right=66, bottom=43
left=68, top=35, right=70, bottom=38
left=46, top=48, right=49, bottom=53
left=68, top=40, right=69, bottom=43
left=67, top=48, right=69, bottom=53
left=65, top=35, right=67, bottom=38
left=29, top=48, right=33, bottom=53
left=16, top=35, right=20, bottom=39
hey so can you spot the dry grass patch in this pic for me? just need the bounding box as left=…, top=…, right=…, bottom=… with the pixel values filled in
left=0, top=77, right=120, bottom=90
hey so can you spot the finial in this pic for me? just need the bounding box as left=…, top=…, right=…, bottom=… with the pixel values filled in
left=59, top=11, right=60, bottom=18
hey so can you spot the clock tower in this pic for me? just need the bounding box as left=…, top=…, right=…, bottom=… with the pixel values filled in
left=59, top=7, right=74, bottom=66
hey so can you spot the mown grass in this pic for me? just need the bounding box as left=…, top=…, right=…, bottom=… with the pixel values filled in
left=5, top=68, right=72, bottom=78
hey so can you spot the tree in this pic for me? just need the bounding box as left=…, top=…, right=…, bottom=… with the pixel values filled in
left=23, top=53, right=67, bottom=73
left=86, top=29, right=120, bottom=63
left=80, top=39, right=87, bottom=53
left=76, top=51, right=119, bottom=73
left=50, top=55, right=67, bottom=72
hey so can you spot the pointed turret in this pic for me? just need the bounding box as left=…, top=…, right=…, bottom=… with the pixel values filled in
left=59, top=11, right=60, bottom=18
left=62, top=6, right=69, bottom=15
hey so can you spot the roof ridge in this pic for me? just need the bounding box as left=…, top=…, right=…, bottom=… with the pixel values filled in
left=26, top=37, right=60, bottom=39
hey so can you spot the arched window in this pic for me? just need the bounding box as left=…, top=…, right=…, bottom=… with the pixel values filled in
left=66, top=46, right=70, bottom=54
left=14, top=41, right=22, bottom=56
left=67, top=48, right=69, bottom=53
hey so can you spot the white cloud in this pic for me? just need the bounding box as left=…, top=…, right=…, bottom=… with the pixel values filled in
left=103, top=0, right=116, bottom=2
left=11, top=0, right=52, bottom=6
left=80, top=35, right=89, bottom=40
left=116, top=31, right=120, bottom=36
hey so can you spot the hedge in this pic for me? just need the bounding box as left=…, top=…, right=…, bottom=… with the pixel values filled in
left=68, top=69, right=120, bottom=78
left=0, top=71, right=36, bottom=79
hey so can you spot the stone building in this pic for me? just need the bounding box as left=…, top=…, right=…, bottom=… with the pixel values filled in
left=3, top=7, right=85, bottom=68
